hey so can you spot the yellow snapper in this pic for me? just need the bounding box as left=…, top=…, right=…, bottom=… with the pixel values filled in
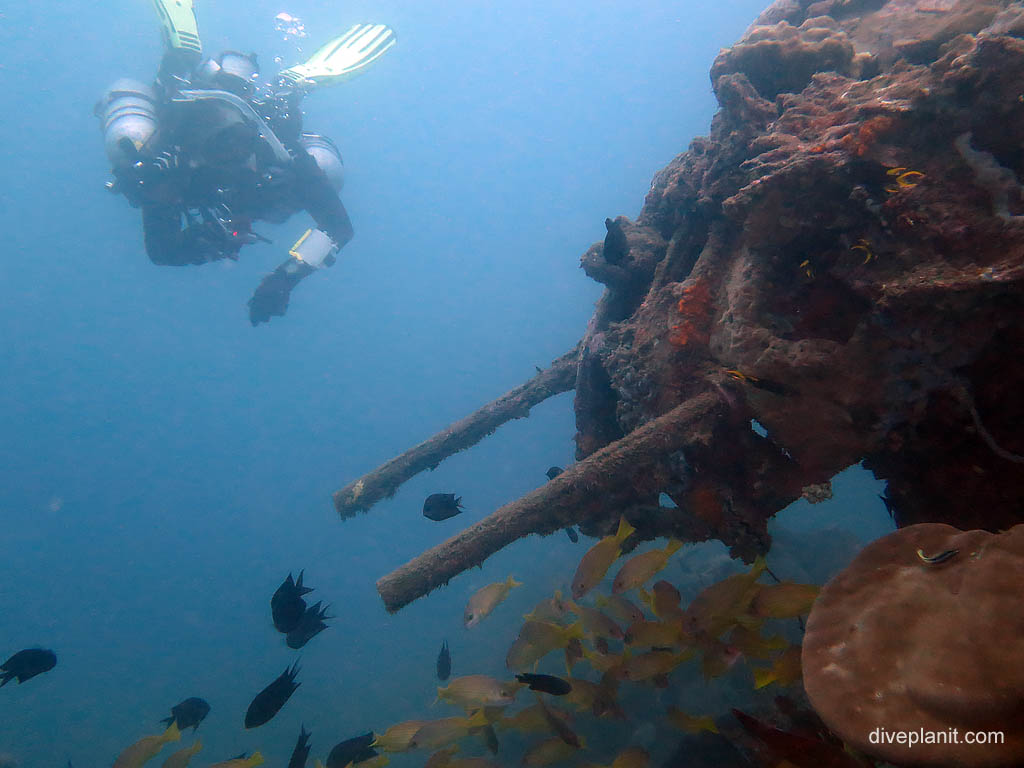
left=650, top=580, right=684, bottom=621
left=208, top=753, right=263, bottom=768
left=727, top=624, right=787, bottom=660
left=571, top=517, right=635, bottom=600
left=464, top=576, right=522, bottom=628
left=534, top=693, right=581, bottom=747
left=372, top=720, right=428, bottom=752
left=611, top=747, right=650, bottom=768
left=523, top=591, right=570, bottom=623
left=161, top=740, right=202, bottom=768
left=423, top=746, right=459, bottom=768
left=750, top=582, right=820, bottom=619
left=752, top=645, right=802, bottom=689
left=618, top=649, right=694, bottom=682
left=114, top=722, right=181, bottom=768
left=343, top=757, right=388, bottom=768
left=699, top=637, right=743, bottom=680
left=569, top=602, right=624, bottom=640
left=683, top=557, right=766, bottom=638
left=624, top=619, right=683, bottom=648
left=564, top=636, right=584, bottom=676
left=498, top=703, right=572, bottom=734
left=583, top=746, right=651, bottom=768
left=667, top=707, right=719, bottom=734
left=522, top=737, right=584, bottom=766
left=497, top=704, right=546, bottom=733
left=611, top=540, right=683, bottom=594
left=592, top=671, right=624, bottom=720
left=437, top=675, right=518, bottom=709
left=595, top=593, right=644, bottom=625
left=581, top=645, right=623, bottom=675
left=506, top=620, right=583, bottom=671
left=409, top=711, right=489, bottom=751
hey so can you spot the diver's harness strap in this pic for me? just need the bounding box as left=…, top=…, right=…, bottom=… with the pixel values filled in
left=172, top=89, right=294, bottom=165
left=289, top=228, right=339, bottom=268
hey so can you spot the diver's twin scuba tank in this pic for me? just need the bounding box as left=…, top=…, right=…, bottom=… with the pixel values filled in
left=96, top=66, right=344, bottom=190
left=95, top=79, right=159, bottom=171
left=298, top=134, right=344, bottom=192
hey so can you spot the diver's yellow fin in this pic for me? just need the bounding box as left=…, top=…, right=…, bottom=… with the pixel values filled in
left=151, top=0, right=201, bottom=57
left=279, top=24, right=397, bottom=88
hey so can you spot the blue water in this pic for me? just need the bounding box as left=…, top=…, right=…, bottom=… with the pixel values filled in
left=0, top=1, right=893, bottom=765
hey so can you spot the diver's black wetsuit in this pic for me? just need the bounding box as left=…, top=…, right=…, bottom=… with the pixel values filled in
left=137, top=146, right=353, bottom=266
left=113, top=53, right=353, bottom=323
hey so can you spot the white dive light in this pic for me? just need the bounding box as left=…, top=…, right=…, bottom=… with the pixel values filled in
left=289, top=228, right=338, bottom=268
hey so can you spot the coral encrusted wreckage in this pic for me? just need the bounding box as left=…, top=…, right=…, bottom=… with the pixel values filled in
left=336, top=0, right=1024, bottom=613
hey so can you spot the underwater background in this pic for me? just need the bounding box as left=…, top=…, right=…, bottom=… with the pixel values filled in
left=0, top=0, right=894, bottom=765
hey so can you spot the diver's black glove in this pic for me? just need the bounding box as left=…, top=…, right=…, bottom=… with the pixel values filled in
left=247, top=257, right=316, bottom=326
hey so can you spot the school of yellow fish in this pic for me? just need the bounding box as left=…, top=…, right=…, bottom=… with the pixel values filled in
left=106, top=515, right=818, bottom=768
left=365, top=515, right=819, bottom=767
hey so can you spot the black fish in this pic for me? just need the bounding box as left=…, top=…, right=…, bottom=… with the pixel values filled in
left=286, top=601, right=331, bottom=650
left=436, top=640, right=451, bottom=681
left=288, top=725, right=312, bottom=768
left=160, top=697, right=210, bottom=731
left=1, top=649, right=56, bottom=686
left=545, top=466, right=563, bottom=480
left=245, top=661, right=300, bottom=728
left=326, top=732, right=376, bottom=768
left=272, top=571, right=313, bottom=634
left=564, top=527, right=579, bottom=543
left=516, top=673, right=572, bottom=696
left=422, top=493, right=464, bottom=522
left=603, top=217, right=630, bottom=264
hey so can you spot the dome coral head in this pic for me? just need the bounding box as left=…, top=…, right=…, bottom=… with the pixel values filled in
left=802, top=523, right=1024, bottom=767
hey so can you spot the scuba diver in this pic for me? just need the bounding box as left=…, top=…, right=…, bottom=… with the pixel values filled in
left=96, top=2, right=396, bottom=325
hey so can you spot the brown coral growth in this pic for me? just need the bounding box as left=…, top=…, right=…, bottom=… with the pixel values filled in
left=669, top=278, right=714, bottom=348
left=803, top=523, right=1024, bottom=766
left=334, top=0, right=1024, bottom=613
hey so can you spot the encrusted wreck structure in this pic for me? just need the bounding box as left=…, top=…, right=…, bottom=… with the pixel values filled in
left=336, top=0, right=1024, bottom=613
